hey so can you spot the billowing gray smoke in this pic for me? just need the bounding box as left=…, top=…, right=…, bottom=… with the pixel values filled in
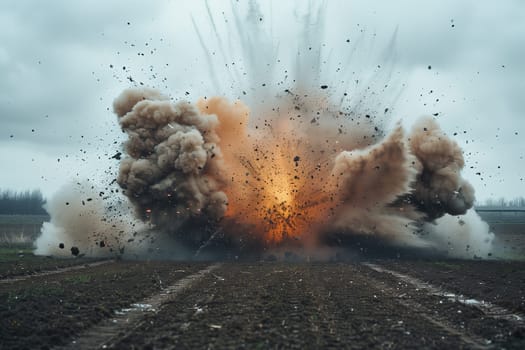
left=113, top=88, right=228, bottom=235
left=110, top=87, right=493, bottom=259
left=408, top=118, right=475, bottom=220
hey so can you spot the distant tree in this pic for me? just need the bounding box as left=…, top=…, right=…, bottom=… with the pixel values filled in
left=482, top=197, right=525, bottom=208
left=0, top=189, right=47, bottom=215
left=509, top=196, right=525, bottom=207
left=484, top=198, right=495, bottom=206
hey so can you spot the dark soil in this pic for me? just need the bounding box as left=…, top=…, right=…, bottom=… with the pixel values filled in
left=0, top=248, right=100, bottom=279
left=113, top=262, right=525, bottom=349
left=0, top=261, right=207, bottom=349
left=1, top=258, right=524, bottom=350
left=383, top=259, right=525, bottom=314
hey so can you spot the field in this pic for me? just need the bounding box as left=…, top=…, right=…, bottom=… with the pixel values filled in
left=478, top=210, right=525, bottom=259
left=0, top=212, right=524, bottom=349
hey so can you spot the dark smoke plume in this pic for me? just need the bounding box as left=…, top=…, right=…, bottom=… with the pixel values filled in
left=408, top=117, right=475, bottom=220
left=114, top=88, right=228, bottom=235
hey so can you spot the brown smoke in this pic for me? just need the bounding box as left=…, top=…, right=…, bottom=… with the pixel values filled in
left=34, top=181, right=145, bottom=257
left=408, top=117, right=475, bottom=220
left=112, top=87, right=488, bottom=257
left=330, top=125, right=425, bottom=246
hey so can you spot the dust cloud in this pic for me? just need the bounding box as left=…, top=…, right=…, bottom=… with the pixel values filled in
left=105, top=87, right=493, bottom=259
left=34, top=181, right=168, bottom=258
left=35, top=2, right=494, bottom=260
left=34, top=89, right=493, bottom=260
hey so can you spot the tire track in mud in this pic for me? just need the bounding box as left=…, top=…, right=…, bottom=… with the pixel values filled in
left=380, top=259, right=525, bottom=316
left=1, top=261, right=209, bottom=349
left=361, top=263, right=491, bottom=349
left=363, top=263, right=525, bottom=327
left=3, top=261, right=516, bottom=349
left=0, top=259, right=115, bottom=284
left=57, top=263, right=221, bottom=350
left=111, top=263, right=494, bottom=349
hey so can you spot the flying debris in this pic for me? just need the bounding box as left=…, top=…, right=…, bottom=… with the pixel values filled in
left=35, top=1, right=494, bottom=260
left=112, top=87, right=492, bottom=259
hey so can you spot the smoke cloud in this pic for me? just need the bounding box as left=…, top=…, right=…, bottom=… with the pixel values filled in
left=34, top=2, right=495, bottom=260
left=408, top=117, right=476, bottom=220
left=114, top=89, right=228, bottom=231
left=104, top=86, right=492, bottom=259
left=34, top=181, right=144, bottom=257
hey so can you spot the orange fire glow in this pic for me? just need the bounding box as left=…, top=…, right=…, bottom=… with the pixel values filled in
left=225, top=149, right=333, bottom=243
left=198, top=97, right=338, bottom=244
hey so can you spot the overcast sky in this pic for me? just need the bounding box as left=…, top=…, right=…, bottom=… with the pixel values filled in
left=0, top=0, right=523, bottom=203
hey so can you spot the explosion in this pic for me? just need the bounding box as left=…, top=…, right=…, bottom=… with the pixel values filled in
left=35, top=1, right=494, bottom=259
left=196, top=96, right=338, bottom=245
left=112, top=86, right=488, bottom=258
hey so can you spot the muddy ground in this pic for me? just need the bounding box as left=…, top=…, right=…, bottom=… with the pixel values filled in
left=0, top=247, right=102, bottom=279
left=1, top=255, right=525, bottom=350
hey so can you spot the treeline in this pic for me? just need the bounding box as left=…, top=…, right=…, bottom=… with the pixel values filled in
left=0, top=189, right=47, bottom=215
left=481, top=197, right=525, bottom=207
